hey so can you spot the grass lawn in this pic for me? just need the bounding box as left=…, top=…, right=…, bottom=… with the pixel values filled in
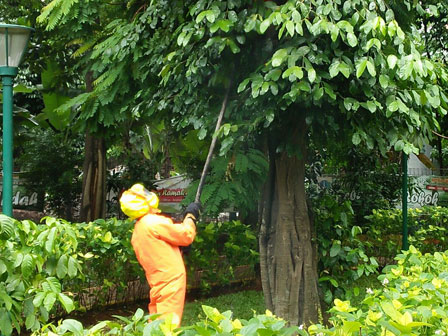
left=182, top=273, right=381, bottom=325
left=183, top=290, right=265, bottom=325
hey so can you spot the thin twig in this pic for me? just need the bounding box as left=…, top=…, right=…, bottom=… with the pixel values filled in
left=432, top=130, right=448, bottom=140
left=195, top=81, right=232, bottom=203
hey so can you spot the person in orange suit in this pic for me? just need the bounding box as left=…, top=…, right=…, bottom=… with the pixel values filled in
left=119, top=184, right=201, bottom=327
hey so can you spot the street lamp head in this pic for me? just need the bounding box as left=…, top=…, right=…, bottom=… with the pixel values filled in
left=0, top=24, right=34, bottom=73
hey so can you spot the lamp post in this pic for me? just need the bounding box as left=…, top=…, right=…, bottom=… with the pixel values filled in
left=0, top=24, right=33, bottom=217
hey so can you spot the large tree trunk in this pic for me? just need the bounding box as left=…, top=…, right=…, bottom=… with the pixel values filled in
left=79, top=72, right=107, bottom=222
left=80, top=133, right=106, bottom=222
left=259, top=114, right=320, bottom=326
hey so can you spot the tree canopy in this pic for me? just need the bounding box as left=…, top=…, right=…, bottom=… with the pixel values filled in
left=24, top=0, right=448, bottom=325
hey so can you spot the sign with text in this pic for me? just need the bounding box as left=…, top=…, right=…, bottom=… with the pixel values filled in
left=0, top=173, right=43, bottom=211
left=156, top=188, right=187, bottom=203
left=407, top=175, right=448, bottom=208
left=153, top=175, right=191, bottom=213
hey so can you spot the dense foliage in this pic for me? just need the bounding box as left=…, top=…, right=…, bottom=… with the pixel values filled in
left=182, top=148, right=269, bottom=217
left=32, top=247, right=448, bottom=336
left=17, top=129, right=84, bottom=220
left=312, top=193, right=378, bottom=305
left=8, top=0, right=448, bottom=324
left=0, top=216, right=82, bottom=336
left=365, top=206, right=448, bottom=260
left=0, top=215, right=258, bottom=335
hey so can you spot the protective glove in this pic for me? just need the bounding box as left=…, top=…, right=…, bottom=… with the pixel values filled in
left=183, top=202, right=202, bottom=221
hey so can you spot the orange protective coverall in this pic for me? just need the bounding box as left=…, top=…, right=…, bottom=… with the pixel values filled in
left=131, top=212, right=196, bottom=326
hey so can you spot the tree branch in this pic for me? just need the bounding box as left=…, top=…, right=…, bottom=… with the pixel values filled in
left=195, top=81, right=232, bottom=203
left=432, top=130, right=448, bottom=140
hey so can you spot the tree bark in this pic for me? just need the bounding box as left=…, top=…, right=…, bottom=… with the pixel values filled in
left=259, top=113, right=320, bottom=326
left=80, top=71, right=107, bottom=222
left=80, top=133, right=106, bottom=222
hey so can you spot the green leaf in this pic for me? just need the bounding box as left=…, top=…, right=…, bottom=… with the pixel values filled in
left=343, top=321, right=362, bottom=334
left=270, top=82, right=279, bottom=95
left=356, top=58, right=367, bottom=78
left=366, top=101, right=377, bottom=112
left=58, top=293, right=75, bottom=313
left=394, top=140, right=404, bottom=151
left=46, top=277, right=62, bottom=293
left=14, top=84, right=35, bottom=93
left=56, top=255, right=68, bottom=279
left=25, top=313, right=36, bottom=330
left=379, top=75, right=389, bottom=89
left=227, top=39, right=240, bottom=54
left=206, top=12, right=216, bottom=23
left=308, top=68, right=316, bottom=83
left=237, top=79, right=250, bottom=93
left=61, top=319, right=84, bottom=334
left=329, top=61, right=340, bottom=78
left=296, top=81, right=310, bottom=92
left=314, top=87, right=324, bottom=100
left=381, top=302, right=402, bottom=322
left=21, top=254, right=34, bottom=279
left=260, top=82, right=270, bottom=95
left=399, top=61, right=413, bottom=80
left=133, top=308, right=145, bottom=322
left=324, top=84, right=336, bottom=100
left=44, top=292, right=57, bottom=312
left=366, top=60, right=376, bottom=77
left=346, top=32, right=357, bottom=47
left=324, top=289, right=333, bottom=304
left=33, top=292, right=46, bottom=307
left=286, top=21, right=294, bottom=37
left=177, top=31, right=186, bottom=46
left=387, top=55, right=398, bottom=69
left=0, top=292, right=13, bottom=311
left=272, top=49, right=288, bottom=67
left=45, top=227, right=57, bottom=253
left=196, top=10, right=208, bottom=23
left=67, top=256, right=78, bottom=278
left=0, top=260, right=6, bottom=275
left=260, top=19, right=271, bottom=34
left=352, top=132, right=361, bottom=145
left=282, top=66, right=304, bottom=80
left=388, top=100, right=399, bottom=113
left=295, top=22, right=303, bottom=35
left=365, top=38, right=381, bottom=51
left=0, top=309, right=12, bottom=336
left=202, top=305, right=223, bottom=324
left=388, top=21, right=396, bottom=37
left=396, top=26, right=405, bottom=40
left=330, top=243, right=341, bottom=257
left=338, top=62, right=351, bottom=78
left=0, top=215, right=15, bottom=238
left=265, top=69, right=282, bottom=81
left=103, top=231, right=112, bottom=243
left=330, top=23, right=339, bottom=41
left=218, top=19, right=232, bottom=32
left=337, top=20, right=354, bottom=33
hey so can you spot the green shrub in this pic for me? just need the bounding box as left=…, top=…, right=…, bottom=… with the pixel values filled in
left=0, top=215, right=259, bottom=335
left=365, top=206, right=448, bottom=258
left=0, top=216, right=82, bottom=336
left=309, top=246, right=448, bottom=335
left=17, top=129, right=83, bottom=220
left=34, top=246, right=448, bottom=336
left=312, top=193, right=378, bottom=305
left=32, top=305, right=300, bottom=336
left=185, top=220, right=259, bottom=292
